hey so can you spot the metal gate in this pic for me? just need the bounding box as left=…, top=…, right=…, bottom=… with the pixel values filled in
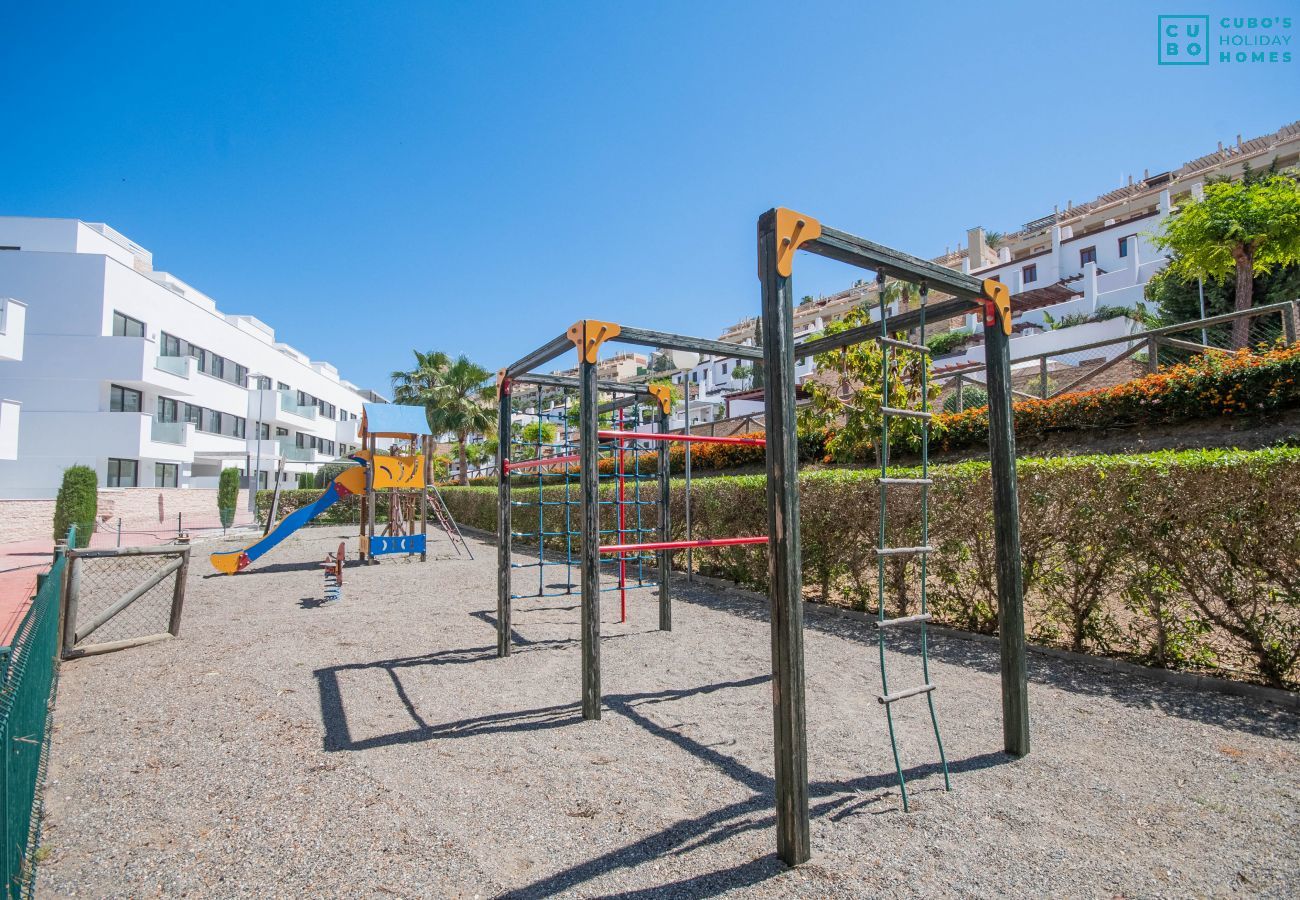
left=61, top=541, right=191, bottom=659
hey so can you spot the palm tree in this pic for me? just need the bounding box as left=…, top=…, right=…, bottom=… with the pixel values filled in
left=390, top=350, right=450, bottom=407
left=428, top=355, right=496, bottom=485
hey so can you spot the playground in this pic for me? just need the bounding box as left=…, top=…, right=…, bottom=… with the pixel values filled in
left=36, top=527, right=1299, bottom=897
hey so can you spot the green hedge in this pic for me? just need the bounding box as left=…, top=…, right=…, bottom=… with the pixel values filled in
left=52, top=465, right=97, bottom=549
left=441, top=448, right=1300, bottom=688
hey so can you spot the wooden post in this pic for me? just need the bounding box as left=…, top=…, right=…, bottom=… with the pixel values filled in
left=955, top=374, right=965, bottom=412
left=167, top=540, right=191, bottom=637
left=62, top=554, right=81, bottom=657
left=497, top=380, right=513, bottom=658
left=1146, top=337, right=1160, bottom=374
left=1282, top=301, right=1299, bottom=345
left=984, top=317, right=1030, bottom=757
left=579, top=354, right=601, bottom=720
left=657, top=405, right=671, bottom=632
left=420, top=436, right=430, bottom=561
left=359, top=431, right=370, bottom=562
left=757, top=208, right=811, bottom=867
left=366, top=433, right=378, bottom=564
left=1039, top=355, right=1049, bottom=399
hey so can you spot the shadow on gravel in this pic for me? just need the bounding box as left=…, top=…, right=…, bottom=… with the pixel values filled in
left=674, top=583, right=1299, bottom=741
left=315, top=640, right=1011, bottom=897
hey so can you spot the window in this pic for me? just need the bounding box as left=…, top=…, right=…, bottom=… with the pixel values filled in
left=721, top=363, right=728, bottom=375
left=1118, top=236, right=1131, bottom=258
left=253, top=375, right=271, bottom=390
left=691, top=373, right=698, bottom=383
left=278, top=382, right=290, bottom=391
left=155, top=463, right=178, bottom=488
left=107, top=458, right=138, bottom=487
left=1022, top=264, right=1037, bottom=284
left=110, top=384, right=142, bottom=413
left=160, top=332, right=184, bottom=356
left=275, top=427, right=289, bottom=437
left=257, top=470, right=268, bottom=490
left=157, top=397, right=178, bottom=422
left=257, top=422, right=270, bottom=439
left=111, top=311, right=145, bottom=338
left=184, top=403, right=202, bottom=425
left=1080, top=246, right=1097, bottom=266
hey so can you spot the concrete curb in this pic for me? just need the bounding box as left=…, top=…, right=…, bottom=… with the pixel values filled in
left=458, top=523, right=1300, bottom=711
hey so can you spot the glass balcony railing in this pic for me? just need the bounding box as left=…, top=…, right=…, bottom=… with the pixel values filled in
left=151, top=419, right=187, bottom=445
left=278, top=391, right=317, bottom=420
left=154, top=354, right=190, bottom=378
left=278, top=440, right=316, bottom=462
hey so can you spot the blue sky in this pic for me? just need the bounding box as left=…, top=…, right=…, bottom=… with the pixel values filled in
left=2, top=2, right=1294, bottom=392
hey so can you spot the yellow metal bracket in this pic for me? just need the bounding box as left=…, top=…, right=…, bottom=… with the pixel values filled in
left=980, top=279, right=1012, bottom=335
left=566, top=319, right=622, bottom=364
left=646, top=383, right=673, bottom=415
left=775, top=208, right=822, bottom=277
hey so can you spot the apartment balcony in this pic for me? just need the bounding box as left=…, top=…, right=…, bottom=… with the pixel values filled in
left=74, top=336, right=197, bottom=396
left=0, top=298, right=27, bottom=362
left=277, top=439, right=330, bottom=464
left=90, top=411, right=196, bottom=462
left=0, top=399, right=18, bottom=460
left=279, top=390, right=318, bottom=421
left=335, top=417, right=359, bottom=445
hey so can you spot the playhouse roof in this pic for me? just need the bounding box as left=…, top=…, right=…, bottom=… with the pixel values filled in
left=361, top=402, right=434, bottom=438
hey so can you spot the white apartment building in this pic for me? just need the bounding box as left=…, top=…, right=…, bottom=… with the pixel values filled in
left=0, top=217, right=381, bottom=499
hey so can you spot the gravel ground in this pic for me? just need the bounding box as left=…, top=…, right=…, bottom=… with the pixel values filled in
left=38, top=527, right=1300, bottom=898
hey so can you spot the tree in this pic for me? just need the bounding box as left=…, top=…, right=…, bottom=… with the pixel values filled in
left=731, top=364, right=754, bottom=389
left=648, top=351, right=675, bottom=372
left=751, top=318, right=765, bottom=388
left=983, top=229, right=1005, bottom=250
left=390, top=350, right=451, bottom=407
left=1146, top=263, right=1300, bottom=346
left=427, top=355, right=496, bottom=485
left=53, top=465, right=97, bottom=548
left=513, top=421, right=558, bottom=460
left=1154, top=170, right=1300, bottom=348
left=218, top=468, right=240, bottom=528
left=797, top=307, right=937, bottom=462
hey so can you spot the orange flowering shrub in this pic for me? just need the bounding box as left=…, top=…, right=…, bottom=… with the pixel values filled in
left=934, top=344, right=1300, bottom=451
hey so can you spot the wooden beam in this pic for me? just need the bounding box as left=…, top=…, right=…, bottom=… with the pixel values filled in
left=984, top=321, right=1030, bottom=757
left=757, top=208, right=811, bottom=866
left=612, top=326, right=764, bottom=361
left=497, top=379, right=513, bottom=658
left=579, top=355, right=602, bottom=720
left=1048, top=342, right=1145, bottom=398
left=657, top=406, right=671, bottom=632
left=804, top=227, right=986, bottom=299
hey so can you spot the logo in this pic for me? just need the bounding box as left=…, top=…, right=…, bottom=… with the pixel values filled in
left=1158, top=15, right=1294, bottom=65
left=1159, top=15, right=1210, bottom=64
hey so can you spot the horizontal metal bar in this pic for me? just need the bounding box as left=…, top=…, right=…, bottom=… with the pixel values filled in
left=875, top=546, right=935, bottom=557
left=613, top=326, right=763, bottom=361
left=880, top=407, right=932, bottom=420
left=880, top=337, right=930, bottom=354
left=599, top=536, right=767, bottom=554
left=504, top=334, right=574, bottom=380
left=598, top=429, right=766, bottom=447
left=503, top=454, right=580, bottom=472
left=873, top=613, right=933, bottom=630
left=806, top=227, right=986, bottom=299
left=877, top=477, right=933, bottom=485
left=878, top=683, right=936, bottom=704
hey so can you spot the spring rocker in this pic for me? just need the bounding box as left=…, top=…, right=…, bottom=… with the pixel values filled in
left=209, top=402, right=470, bottom=574
left=495, top=209, right=1029, bottom=868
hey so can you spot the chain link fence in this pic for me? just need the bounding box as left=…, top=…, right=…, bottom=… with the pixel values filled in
left=63, top=544, right=191, bottom=659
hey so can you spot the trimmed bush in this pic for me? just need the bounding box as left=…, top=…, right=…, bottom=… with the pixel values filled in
left=297, top=472, right=315, bottom=489
left=218, top=468, right=240, bottom=528
left=52, top=465, right=97, bottom=548
left=442, top=447, right=1300, bottom=688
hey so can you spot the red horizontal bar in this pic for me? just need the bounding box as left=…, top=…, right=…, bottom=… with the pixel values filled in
left=504, top=454, right=580, bottom=472
left=598, top=429, right=766, bottom=447
left=599, top=536, right=768, bottom=554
